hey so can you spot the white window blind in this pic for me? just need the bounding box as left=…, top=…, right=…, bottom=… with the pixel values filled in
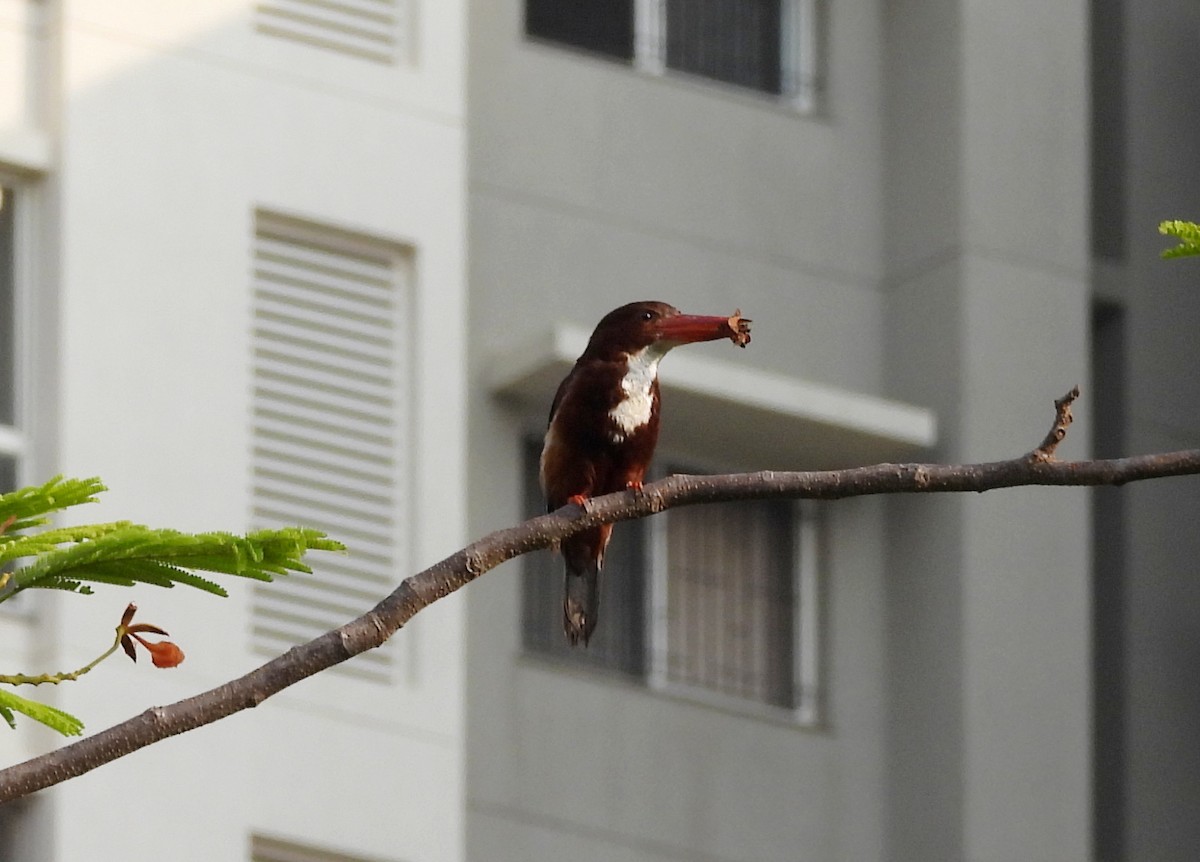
left=249, top=213, right=409, bottom=683
left=256, top=0, right=409, bottom=64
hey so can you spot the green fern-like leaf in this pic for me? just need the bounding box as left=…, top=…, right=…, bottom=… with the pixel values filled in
left=0, top=476, right=105, bottom=535
left=1159, top=220, right=1200, bottom=259
left=7, top=524, right=345, bottom=598
left=25, top=578, right=93, bottom=595
left=0, top=521, right=132, bottom=561
left=0, top=689, right=84, bottom=736
left=0, top=477, right=347, bottom=734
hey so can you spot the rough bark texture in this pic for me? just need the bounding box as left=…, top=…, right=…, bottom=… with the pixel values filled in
left=1, top=390, right=1198, bottom=802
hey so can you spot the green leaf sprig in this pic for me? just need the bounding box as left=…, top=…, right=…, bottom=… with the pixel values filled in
left=1159, top=220, right=1200, bottom=259
left=0, top=477, right=344, bottom=735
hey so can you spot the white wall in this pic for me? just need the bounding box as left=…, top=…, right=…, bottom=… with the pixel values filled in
left=24, top=2, right=468, bottom=859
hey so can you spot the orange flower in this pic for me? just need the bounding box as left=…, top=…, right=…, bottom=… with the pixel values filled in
left=140, top=638, right=186, bottom=668
left=117, top=603, right=185, bottom=669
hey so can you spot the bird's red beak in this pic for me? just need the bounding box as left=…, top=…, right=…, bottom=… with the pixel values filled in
left=656, top=310, right=752, bottom=348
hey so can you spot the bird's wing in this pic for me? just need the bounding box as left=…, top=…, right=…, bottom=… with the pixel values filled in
left=546, top=362, right=579, bottom=428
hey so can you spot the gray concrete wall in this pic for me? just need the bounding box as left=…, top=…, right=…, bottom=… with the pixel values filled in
left=1107, top=1, right=1200, bottom=857
left=467, top=0, right=1094, bottom=859
left=883, top=0, right=1092, bottom=858
left=884, top=0, right=1093, bottom=859
left=466, top=1, right=897, bottom=860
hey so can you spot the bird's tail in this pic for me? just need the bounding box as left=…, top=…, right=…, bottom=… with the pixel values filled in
left=561, top=524, right=610, bottom=646
left=563, top=563, right=601, bottom=647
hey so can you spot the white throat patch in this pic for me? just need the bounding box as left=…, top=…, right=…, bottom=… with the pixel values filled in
left=608, top=343, right=670, bottom=442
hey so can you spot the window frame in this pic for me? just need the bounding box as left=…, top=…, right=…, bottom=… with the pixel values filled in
left=0, top=178, right=41, bottom=617
left=0, top=180, right=32, bottom=487
left=525, top=0, right=819, bottom=112
left=521, top=436, right=823, bottom=726
left=644, top=459, right=821, bottom=726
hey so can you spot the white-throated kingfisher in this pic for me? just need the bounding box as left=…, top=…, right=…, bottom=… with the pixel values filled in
left=540, top=301, right=752, bottom=646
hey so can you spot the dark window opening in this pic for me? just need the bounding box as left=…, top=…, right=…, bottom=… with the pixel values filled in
left=1092, top=299, right=1128, bottom=862
left=525, top=0, right=636, bottom=60
left=664, top=492, right=794, bottom=706
left=524, top=0, right=789, bottom=96
left=666, top=0, right=782, bottom=94
left=521, top=439, right=646, bottom=676
left=521, top=439, right=804, bottom=710
left=0, top=186, right=16, bottom=427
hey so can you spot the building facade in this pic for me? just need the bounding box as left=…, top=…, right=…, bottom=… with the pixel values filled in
left=1, top=0, right=1198, bottom=860
left=1, top=2, right=468, bottom=860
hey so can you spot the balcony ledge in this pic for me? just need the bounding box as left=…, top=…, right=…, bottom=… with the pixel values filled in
left=488, top=323, right=937, bottom=470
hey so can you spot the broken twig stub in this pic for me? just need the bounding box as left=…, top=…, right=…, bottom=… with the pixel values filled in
left=1029, top=385, right=1081, bottom=462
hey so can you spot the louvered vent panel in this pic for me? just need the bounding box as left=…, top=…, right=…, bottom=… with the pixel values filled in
left=255, top=0, right=407, bottom=64
left=250, top=217, right=407, bottom=683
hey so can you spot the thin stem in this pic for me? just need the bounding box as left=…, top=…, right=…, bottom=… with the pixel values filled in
left=0, top=632, right=124, bottom=686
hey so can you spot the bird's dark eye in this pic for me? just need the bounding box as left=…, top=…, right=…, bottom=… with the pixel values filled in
left=640, top=310, right=654, bottom=321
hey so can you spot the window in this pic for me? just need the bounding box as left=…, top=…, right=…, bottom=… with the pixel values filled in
left=525, top=0, right=635, bottom=60
left=248, top=212, right=410, bottom=683
left=0, top=185, right=23, bottom=493
left=655, top=492, right=796, bottom=707
left=521, top=440, right=820, bottom=721
left=665, top=0, right=782, bottom=93
left=522, top=440, right=647, bottom=676
left=0, top=798, right=42, bottom=861
left=525, top=0, right=817, bottom=106
left=1091, top=300, right=1128, bottom=860
left=0, top=182, right=36, bottom=614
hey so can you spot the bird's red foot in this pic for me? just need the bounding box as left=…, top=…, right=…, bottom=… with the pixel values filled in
left=567, top=494, right=592, bottom=513
left=625, top=480, right=644, bottom=493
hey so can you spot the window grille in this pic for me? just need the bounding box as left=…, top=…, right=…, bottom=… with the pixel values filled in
left=248, top=213, right=409, bottom=683
left=525, top=0, right=635, bottom=59
left=521, top=439, right=646, bottom=676
left=665, top=0, right=782, bottom=94
left=525, top=0, right=816, bottom=106
left=0, top=183, right=24, bottom=611
left=658, top=495, right=794, bottom=706
left=0, top=185, right=17, bottom=435
left=0, top=182, right=31, bottom=505
left=521, top=440, right=819, bottom=718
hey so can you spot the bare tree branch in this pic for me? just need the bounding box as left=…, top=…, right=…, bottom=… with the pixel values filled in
left=2, top=388, right=1198, bottom=802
